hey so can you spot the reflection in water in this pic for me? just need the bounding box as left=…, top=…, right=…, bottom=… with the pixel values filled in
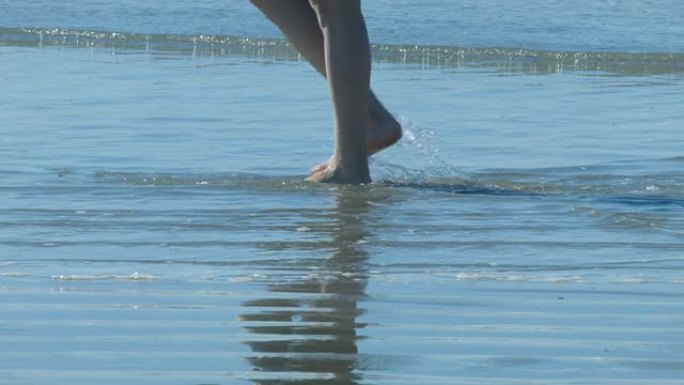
left=240, top=187, right=379, bottom=384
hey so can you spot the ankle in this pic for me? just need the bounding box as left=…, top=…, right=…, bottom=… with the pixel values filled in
left=329, top=156, right=370, bottom=183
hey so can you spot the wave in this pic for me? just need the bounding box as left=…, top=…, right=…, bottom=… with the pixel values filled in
left=2, top=27, right=683, bottom=75
left=86, top=162, right=684, bottom=205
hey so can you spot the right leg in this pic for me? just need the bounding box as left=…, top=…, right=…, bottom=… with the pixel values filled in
left=304, top=0, right=372, bottom=184
left=250, top=0, right=401, bottom=155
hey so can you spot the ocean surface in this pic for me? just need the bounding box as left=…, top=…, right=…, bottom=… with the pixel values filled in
left=1, top=1, right=684, bottom=384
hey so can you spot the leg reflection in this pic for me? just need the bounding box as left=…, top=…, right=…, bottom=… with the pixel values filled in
left=240, top=187, right=377, bottom=385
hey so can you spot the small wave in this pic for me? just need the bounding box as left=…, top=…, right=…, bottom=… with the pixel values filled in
left=382, top=179, right=548, bottom=197
left=93, top=170, right=319, bottom=194
left=616, top=277, right=649, bottom=284
left=0, top=272, right=29, bottom=278
left=378, top=172, right=683, bottom=206
left=51, top=272, right=160, bottom=281
left=569, top=206, right=669, bottom=231
left=601, top=196, right=684, bottom=208
left=93, top=168, right=553, bottom=197
left=90, top=163, right=684, bottom=208
left=1, top=27, right=682, bottom=75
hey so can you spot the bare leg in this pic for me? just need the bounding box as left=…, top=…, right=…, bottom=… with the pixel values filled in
left=251, top=0, right=401, bottom=159
left=300, top=0, right=371, bottom=183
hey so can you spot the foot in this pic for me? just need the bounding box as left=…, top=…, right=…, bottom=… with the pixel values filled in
left=309, top=114, right=402, bottom=175
left=306, top=162, right=371, bottom=184
left=367, top=111, right=403, bottom=154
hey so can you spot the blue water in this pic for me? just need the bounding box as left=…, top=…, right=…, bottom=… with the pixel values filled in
left=1, top=1, right=684, bottom=385
left=2, top=0, right=683, bottom=52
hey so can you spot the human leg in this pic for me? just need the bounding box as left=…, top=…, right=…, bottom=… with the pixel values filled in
left=303, top=0, right=372, bottom=183
left=250, top=0, right=401, bottom=158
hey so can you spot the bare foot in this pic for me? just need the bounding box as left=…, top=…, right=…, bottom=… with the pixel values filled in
left=309, top=114, right=402, bottom=175
left=306, top=162, right=371, bottom=184
left=368, top=112, right=403, bottom=154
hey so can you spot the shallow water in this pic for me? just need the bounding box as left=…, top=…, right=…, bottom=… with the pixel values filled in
left=2, top=1, right=684, bottom=384
left=2, top=0, right=683, bottom=52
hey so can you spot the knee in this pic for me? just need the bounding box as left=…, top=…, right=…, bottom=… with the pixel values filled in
left=309, top=0, right=361, bottom=27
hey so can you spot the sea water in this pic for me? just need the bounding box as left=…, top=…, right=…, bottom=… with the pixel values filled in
left=1, top=1, right=683, bottom=384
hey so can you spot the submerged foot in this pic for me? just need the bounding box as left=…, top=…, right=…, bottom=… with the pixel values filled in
left=309, top=114, right=402, bottom=177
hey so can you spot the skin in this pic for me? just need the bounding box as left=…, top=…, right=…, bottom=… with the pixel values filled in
left=251, top=0, right=401, bottom=184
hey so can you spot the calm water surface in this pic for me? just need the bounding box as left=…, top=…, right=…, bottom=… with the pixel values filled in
left=1, top=1, right=684, bottom=384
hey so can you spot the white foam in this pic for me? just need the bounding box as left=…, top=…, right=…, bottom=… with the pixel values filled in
left=51, top=272, right=160, bottom=281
